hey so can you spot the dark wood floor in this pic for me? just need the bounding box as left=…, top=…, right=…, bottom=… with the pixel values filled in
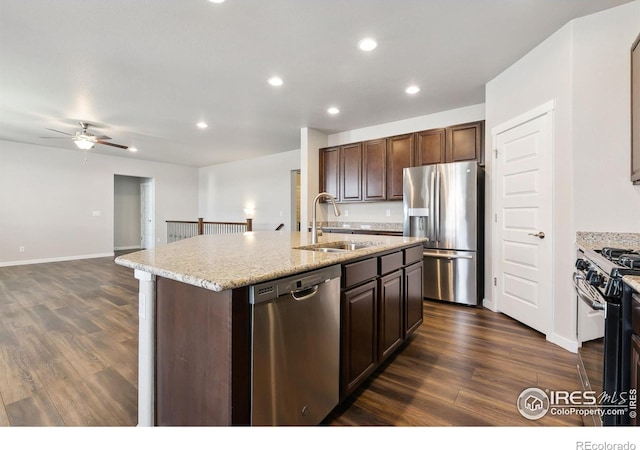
left=0, top=253, right=584, bottom=426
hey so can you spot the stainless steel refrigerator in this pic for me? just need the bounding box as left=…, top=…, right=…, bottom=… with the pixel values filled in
left=403, top=161, right=484, bottom=306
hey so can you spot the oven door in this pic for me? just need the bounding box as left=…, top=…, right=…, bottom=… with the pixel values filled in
left=573, top=272, right=605, bottom=343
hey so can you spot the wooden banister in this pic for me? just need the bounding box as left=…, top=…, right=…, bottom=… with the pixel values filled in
left=166, top=217, right=254, bottom=243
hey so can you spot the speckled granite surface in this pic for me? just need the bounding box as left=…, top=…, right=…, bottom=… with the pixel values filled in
left=624, top=275, right=640, bottom=293
left=115, top=231, right=425, bottom=292
left=576, top=232, right=640, bottom=251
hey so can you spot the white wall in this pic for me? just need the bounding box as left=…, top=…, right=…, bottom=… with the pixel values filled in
left=0, top=141, right=199, bottom=265
left=114, top=175, right=143, bottom=250
left=328, top=104, right=485, bottom=147
left=485, top=21, right=575, bottom=349
left=198, top=149, right=300, bottom=231
left=484, top=0, right=640, bottom=352
left=572, top=3, right=640, bottom=231
left=300, top=128, right=328, bottom=229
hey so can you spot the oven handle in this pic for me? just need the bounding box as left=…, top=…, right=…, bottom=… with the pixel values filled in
left=572, top=272, right=605, bottom=311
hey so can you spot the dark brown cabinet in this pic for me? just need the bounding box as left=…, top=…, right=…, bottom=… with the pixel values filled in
left=378, top=251, right=404, bottom=361
left=446, top=121, right=484, bottom=164
left=319, top=146, right=340, bottom=201
left=340, top=142, right=363, bottom=202
left=319, top=120, right=484, bottom=203
left=340, top=244, right=424, bottom=400
left=363, top=139, right=387, bottom=201
left=386, top=133, right=414, bottom=200
left=404, top=262, right=424, bottom=336
left=342, top=279, right=378, bottom=394
left=415, top=128, right=445, bottom=166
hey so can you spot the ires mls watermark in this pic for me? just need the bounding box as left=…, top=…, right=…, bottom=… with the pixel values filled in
left=516, top=387, right=637, bottom=420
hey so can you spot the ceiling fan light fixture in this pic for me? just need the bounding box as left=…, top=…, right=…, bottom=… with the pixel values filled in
left=74, top=139, right=95, bottom=150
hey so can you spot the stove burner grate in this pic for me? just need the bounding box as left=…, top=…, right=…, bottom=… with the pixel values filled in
left=600, top=247, right=635, bottom=260
left=618, top=253, right=640, bottom=269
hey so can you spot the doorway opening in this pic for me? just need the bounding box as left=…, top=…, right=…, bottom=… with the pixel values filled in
left=114, top=175, right=155, bottom=253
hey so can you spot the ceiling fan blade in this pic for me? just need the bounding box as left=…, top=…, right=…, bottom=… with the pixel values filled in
left=97, top=140, right=128, bottom=149
left=94, top=135, right=112, bottom=140
left=45, top=128, right=73, bottom=136
left=39, top=136, right=72, bottom=139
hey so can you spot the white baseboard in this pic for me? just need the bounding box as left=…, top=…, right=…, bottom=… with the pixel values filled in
left=114, top=246, right=141, bottom=251
left=0, top=252, right=114, bottom=267
left=547, top=332, right=579, bottom=354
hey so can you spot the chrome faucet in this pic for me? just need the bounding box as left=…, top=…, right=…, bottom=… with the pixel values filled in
left=311, top=192, right=341, bottom=244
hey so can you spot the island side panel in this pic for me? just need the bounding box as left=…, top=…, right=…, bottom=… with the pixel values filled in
left=155, top=277, right=250, bottom=425
left=135, top=269, right=156, bottom=427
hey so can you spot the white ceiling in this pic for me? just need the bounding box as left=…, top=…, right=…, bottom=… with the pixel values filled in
left=0, top=0, right=632, bottom=167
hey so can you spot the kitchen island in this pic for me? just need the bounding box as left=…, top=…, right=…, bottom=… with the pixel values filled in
left=115, top=231, right=426, bottom=426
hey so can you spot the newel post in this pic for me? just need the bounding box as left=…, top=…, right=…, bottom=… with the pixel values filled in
left=197, top=217, right=204, bottom=235
left=246, top=218, right=253, bottom=231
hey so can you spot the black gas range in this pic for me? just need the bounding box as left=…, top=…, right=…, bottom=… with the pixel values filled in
left=574, top=247, right=640, bottom=426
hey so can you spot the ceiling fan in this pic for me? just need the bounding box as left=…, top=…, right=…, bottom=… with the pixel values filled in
left=41, top=122, right=129, bottom=151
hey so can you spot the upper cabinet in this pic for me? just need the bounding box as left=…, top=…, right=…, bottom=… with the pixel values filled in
left=319, top=120, right=484, bottom=203
left=340, top=142, right=363, bottom=202
left=319, top=146, right=340, bottom=201
left=445, top=121, right=484, bottom=164
left=363, top=139, right=387, bottom=201
left=415, top=128, right=445, bottom=166
left=386, top=134, right=414, bottom=200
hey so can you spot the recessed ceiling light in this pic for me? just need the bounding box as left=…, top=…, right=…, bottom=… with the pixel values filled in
left=405, top=85, right=420, bottom=95
left=197, top=121, right=208, bottom=129
left=128, top=147, right=138, bottom=153
left=358, top=38, right=378, bottom=52
left=327, top=107, right=340, bottom=115
left=268, top=76, right=283, bottom=87
left=208, top=0, right=225, bottom=4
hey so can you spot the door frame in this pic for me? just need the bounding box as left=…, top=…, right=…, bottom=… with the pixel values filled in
left=140, top=179, right=155, bottom=249
left=489, top=100, right=555, bottom=327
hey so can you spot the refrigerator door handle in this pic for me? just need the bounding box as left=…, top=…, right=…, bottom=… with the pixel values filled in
left=423, top=251, right=473, bottom=260
left=429, top=170, right=436, bottom=242
left=435, top=169, right=441, bottom=242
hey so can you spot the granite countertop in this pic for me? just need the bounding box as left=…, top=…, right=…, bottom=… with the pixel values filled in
left=115, top=231, right=426, bottom=292
left=576, top=231, right=640, bottom=251
left=624, top=275, right=640, bottom=293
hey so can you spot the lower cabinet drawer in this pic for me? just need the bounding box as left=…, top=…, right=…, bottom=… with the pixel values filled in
left=379, top=251, right=403, bottom=275
left=343, top=258, right=377, bottom=289
left=404, top=245, right=423, bottom=265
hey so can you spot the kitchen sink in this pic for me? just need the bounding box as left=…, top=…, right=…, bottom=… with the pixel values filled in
left=294, top=240, right=384, bottom=253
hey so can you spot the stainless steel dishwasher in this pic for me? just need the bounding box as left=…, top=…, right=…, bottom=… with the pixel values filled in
left=249, top=264, right=341, bottom=426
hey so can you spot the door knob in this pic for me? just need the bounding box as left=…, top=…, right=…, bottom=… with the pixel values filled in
left=528, top=231, right=545, bottom=239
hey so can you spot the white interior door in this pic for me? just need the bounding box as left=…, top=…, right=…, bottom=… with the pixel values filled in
left=140, top=180, right=155, bottom=249
left=493, top=105, right=553, bottom=335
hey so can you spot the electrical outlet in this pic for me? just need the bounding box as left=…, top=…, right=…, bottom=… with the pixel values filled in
left=344, top=210, right=349, bottom=217
left=92, top=211, right=101, bottom=217
left=19, top=246, right=24, bottom=252
left=386, top=209, right=391, bottom=217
